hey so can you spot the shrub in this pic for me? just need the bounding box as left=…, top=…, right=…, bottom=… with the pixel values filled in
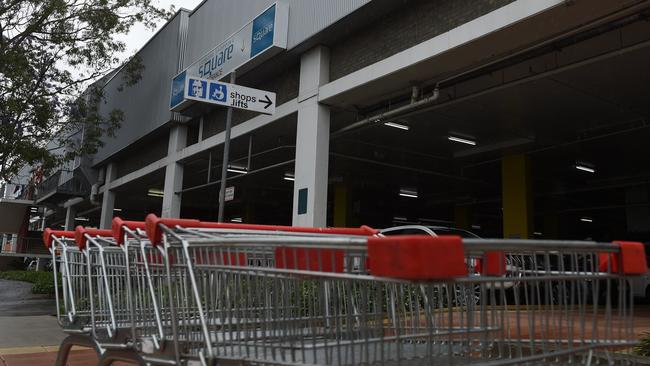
left=635, top=332, right=650, bottom=357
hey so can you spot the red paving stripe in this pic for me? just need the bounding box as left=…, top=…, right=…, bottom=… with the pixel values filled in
left=1, top=349, right=135, bottom=366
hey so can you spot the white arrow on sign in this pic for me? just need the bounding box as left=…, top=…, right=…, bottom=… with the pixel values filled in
left=184, top=76, right=276, bottom=115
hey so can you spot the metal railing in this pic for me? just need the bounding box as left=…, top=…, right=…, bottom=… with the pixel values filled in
left=35, top=169, right=90, bottom=202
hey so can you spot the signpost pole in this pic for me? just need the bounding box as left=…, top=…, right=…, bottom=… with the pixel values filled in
left=217, top=71, right=236, bottom=222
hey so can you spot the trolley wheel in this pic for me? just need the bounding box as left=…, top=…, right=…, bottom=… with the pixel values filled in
left=55, top=334, right=100, bottom=366
left=98, top=349, right=146, bottom=366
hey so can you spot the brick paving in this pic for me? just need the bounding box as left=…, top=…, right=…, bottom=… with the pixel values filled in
left=0, top=348, right=135, bottom=366
left=2, top=306, right=650, bottom=365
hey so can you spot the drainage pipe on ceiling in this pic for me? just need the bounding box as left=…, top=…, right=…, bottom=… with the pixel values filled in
left=332, top=86, right=439, bottom=138
left=330, top=1, right=650, bottom=139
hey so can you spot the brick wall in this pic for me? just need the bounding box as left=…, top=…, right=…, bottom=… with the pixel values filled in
left=330, top=0, right=516, bottom=80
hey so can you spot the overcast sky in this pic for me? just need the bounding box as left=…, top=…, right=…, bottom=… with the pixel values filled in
left=117, top=0, right=204, bottom=58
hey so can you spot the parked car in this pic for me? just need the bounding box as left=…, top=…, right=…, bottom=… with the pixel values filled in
left=379, top=225, right=480, bottom=238
left=379, top=225, right=497, bottom=306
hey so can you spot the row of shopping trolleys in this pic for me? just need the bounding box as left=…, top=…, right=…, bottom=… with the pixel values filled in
left=43, top=214, right=647, bottom=366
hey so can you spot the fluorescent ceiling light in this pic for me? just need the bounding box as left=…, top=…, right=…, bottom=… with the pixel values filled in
left=384, top=121, right=409, bottom=130
left=75, top=217, right=89, bottom=221
left=471, top=225, right=481, bottom=230
left=230, top=217, right=243, bottom=223
left=113, top=208, right=122, bottom=212
left=227, top=165, right=248, bottom=174
left=448, top=135, right=476, bottom=146
left=393, top=216, right=407, bottom=221
left=399, top=188, right=418, bottom=198
left=575, top=163, right=595, bottom=174
left=147, top=188, right=164, bottom=197
left=283, top=173, right=295, bottom=181
left=580, top=217, right=593, bottom=223
left=533, top=231, right=542, bottom=236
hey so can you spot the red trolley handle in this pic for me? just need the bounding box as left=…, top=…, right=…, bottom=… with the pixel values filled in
left=144, top=213, right=378, bottom=246
left=112, top=217, right=147, bottom=245
left=42, top=228, right=75, bottom=249
left=74, top=226, right=113, bottom=250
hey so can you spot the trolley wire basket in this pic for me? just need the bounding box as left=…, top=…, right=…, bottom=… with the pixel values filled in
left=142, top=216, right=646, bottom=366
left=44, top=217, right=647, bottom=366
left=132, top=215, right=379, bottom=365
left=44, top=228, right=93, bottom=334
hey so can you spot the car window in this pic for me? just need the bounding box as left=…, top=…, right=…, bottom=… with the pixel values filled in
left=382, top=228, right=428, bottom=236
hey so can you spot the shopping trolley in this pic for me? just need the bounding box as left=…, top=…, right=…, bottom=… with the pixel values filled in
left=109, top=217, right=184, bottom=365
left=44, top=227, right=114, bottom=366
left=143, top=216, right=646, bottom=366
left=77, top=223, right=160, bottom=366
left=46, top=225, right=154, bottom=366
left=114, top=215, right=378, bottom=365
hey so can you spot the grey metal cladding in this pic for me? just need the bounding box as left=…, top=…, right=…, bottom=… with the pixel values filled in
left=95, top=0, right=370, bottom=164
left=184, top=0, right=371, bottom=68
left=285, top=0, right=371, bottom=48
left=93, top=11, right=188, bottom=165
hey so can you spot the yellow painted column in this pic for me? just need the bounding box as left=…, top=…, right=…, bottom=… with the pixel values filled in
left=501, top=154, right=533, bottom=239
left=333, top=184, right=348, bottom=227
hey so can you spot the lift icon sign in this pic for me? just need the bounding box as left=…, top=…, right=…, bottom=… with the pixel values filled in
left=173, top=76, right=276, bottom=115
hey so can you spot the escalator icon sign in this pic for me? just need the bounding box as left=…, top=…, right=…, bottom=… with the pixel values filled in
left=209, top=83, right=228, bottom=102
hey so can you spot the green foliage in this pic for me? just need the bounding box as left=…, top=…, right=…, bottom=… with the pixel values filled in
left=0, top=0, right=172, bottom=181
left=635, top=332, right=650, bottom=357
left=0, top=270, right=61, bottom=295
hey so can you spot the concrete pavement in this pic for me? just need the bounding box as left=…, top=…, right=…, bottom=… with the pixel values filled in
left=0, top=316, right=65, bottom=349
left=0, top=278, right=75, bottom=365
left=0, top=279, right=56, bottom=316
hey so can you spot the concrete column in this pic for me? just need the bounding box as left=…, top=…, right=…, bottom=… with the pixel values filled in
left=99, top=163, right=117, bottom=229
left=64, top=206, right=76, bottom=230
left=293, top=46, right=330, bottom=227
left=162, top=125, right=187, bottom=218
left=501, top=154, right=533, bottom=239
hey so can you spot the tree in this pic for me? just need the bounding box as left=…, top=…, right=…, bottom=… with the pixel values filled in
left=0, top=0, right=171, bottom=182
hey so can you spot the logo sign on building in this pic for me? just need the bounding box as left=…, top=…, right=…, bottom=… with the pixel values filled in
left=175, top=76, right=276, bottom=115
left=170, top=2, right=288, bottom=112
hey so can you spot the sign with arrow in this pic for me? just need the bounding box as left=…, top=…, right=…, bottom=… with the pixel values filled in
left=172, top=76, right=276, bottom=115
left=169, top=2, right=288, bottom=113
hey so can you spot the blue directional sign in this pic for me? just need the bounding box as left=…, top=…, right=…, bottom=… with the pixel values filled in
left=170, top=2, right=288, bottom=114
left=175, top=76, right=276, bottom=115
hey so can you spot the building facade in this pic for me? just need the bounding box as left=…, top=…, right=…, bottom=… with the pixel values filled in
left=8, top=0, right=650, bottom=243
